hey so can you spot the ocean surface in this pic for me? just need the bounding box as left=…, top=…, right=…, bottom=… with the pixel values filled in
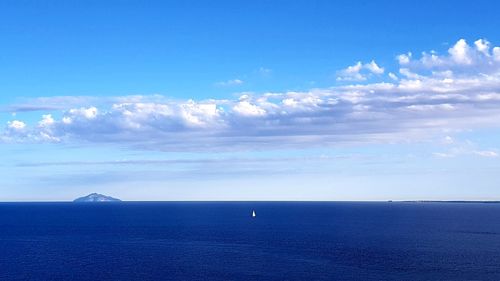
left=1, top=202, right=500, bottom=281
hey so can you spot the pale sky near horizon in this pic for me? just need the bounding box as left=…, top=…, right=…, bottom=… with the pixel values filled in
left=2, top=0, right=500, bottom=201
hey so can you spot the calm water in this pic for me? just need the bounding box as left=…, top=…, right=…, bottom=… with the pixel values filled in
left=1, top=202, right=500, bottom=280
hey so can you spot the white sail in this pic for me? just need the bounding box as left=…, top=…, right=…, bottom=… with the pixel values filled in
left=252, top=210, right=256, bottom=217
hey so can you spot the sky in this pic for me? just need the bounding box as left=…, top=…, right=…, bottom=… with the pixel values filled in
left=2, top=0, right=500, bottom=201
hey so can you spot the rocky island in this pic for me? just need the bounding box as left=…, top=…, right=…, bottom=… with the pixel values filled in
left=73, top=193, right=121, bottom=202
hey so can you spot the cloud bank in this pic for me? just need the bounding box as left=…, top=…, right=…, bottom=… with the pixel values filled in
left=3, top=38, right=500, bottom=151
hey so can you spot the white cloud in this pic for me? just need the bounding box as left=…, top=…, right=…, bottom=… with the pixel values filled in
left=62, top=116, right=72, bottom=124
left=493, top=47, right=500, bottom=62
left=4, top=38, right=500, bottom=152
left=365, top=60, right=385, bottom=74
left=337, top=60, right=385, bottom=81
left=388, top=72, right=398, bottom=81
left=337, top=61, right=365, bottom=81
left=2, top=120, right=28, bottom=142
left=38, top=114, right=55, bottom=127
left=449, top=39, right=472, bottom=64
left=399, top=68, right=422, bottom=79
left=474, top=39, right=491, bottom=56
left=474, top=150, right=498, bottom=158
left=232, top=95, right=266, bottom=116
left=7, top=120, right=26, bottom=130
left=397, top=52, right=412, bottom=65
left=69, top=107, right=98, bottom=119
left=443, top=136, right=454, bottom=145
left=400, top=38, right=500, bottom=72
left=215, top=79, right=244, bottom=87
left=420, top=51, right=444, bottom=67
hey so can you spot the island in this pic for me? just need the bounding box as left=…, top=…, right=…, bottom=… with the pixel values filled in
left=73, top=193, right=121, bottom=202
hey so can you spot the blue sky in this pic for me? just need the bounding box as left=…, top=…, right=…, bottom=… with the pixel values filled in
left=2, top=0, right=500, bottom=201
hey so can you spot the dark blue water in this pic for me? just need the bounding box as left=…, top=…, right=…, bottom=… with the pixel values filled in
left=1, top=202, right=500, bottom=280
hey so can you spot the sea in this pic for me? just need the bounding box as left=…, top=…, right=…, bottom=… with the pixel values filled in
left=1, top=202, right=500, bottom=281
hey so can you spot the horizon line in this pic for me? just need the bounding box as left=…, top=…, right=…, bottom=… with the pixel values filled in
left=2, top=200, right=500, bottom=203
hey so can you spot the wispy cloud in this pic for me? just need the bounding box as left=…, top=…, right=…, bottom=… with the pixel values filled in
left=3, top=96, right=98, bottom=113
left=214, top=79, right=244, bottom=87
left=3, top=38, right=500, bottom=152
left=2, top=95, right=168, bottom=113
left=14, top=154, right=354, bottom=168
left=433, top=136, right=498, bottom=158
left=257, top=67, right=272, bottom=77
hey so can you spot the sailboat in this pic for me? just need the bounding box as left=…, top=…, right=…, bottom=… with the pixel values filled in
left=252, top=210, right=256, bottom=218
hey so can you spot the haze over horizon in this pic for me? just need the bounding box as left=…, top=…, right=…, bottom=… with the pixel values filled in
left=2, top=1, right=500, bottom=201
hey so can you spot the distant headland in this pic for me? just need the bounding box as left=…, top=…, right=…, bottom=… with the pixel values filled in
left=73, top=193, right=121, bottom=202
